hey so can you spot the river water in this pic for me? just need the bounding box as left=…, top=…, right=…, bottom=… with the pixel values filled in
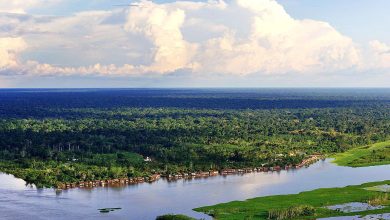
left=0, top=159, right=389, bottom=220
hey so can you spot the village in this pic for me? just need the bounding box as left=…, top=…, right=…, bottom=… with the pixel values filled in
left=56, top=154, right=323, bottom=190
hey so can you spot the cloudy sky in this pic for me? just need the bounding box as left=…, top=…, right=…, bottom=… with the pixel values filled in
left=0, top=0, right=389, bottom=88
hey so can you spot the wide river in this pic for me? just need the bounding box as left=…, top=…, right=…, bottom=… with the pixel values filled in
left=0, top=159, right=389, bottom=220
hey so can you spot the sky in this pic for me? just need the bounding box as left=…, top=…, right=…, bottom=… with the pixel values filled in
left=0, top=0, right=389, bottom=88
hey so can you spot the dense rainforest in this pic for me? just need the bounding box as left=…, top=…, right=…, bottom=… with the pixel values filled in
left=0, top=89, right=389, bottom=188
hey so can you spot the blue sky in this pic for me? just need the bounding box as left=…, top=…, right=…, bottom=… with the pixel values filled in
left=1, top=0, right=389, bottom=88
left=279, top=0, right=390, bottom=44
left=29, top=0, right=390, bottom=44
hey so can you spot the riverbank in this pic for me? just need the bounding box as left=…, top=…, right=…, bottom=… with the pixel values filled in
left=195, top=180, right=390, bottom=220
left=332, top=140, right=390, bottom=167
left=55, top=154, right=323, bottom=190
left=2, top=158, right=389, bottom=220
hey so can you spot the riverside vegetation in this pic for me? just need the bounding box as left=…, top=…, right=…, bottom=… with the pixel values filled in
left=332, top=140, right=390, bottom=167
left=191, top=141, right=390, bottom=220
left=195, top=181, right=390, bottom=220
left=188, top=139, right=390, bottom=220
left=0, top=89, right=389, bottom=188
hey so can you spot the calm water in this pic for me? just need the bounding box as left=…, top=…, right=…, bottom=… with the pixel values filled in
left=0, top=159, right=389, bottom=220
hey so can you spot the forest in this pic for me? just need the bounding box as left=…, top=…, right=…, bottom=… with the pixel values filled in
left=0, top=89, right=389, bottom=188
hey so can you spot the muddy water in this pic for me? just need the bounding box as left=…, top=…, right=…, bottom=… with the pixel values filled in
left=0, top=159, right=389, bottom=220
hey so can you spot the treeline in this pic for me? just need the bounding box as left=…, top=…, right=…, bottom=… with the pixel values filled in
left=0, top=89, right=389, bottom=187
left=1, top=108, right=389, bottom=161
left=1, top=89, right=389, bottom=119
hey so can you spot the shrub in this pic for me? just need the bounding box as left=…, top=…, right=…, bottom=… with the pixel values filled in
left=268, top=205, right=315, bottom=220
left=367, top=193, right=389, bottom=206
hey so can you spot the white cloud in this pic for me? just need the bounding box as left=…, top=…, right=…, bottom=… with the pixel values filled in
left=367, top=40, right=390, bottom=69
left=124, top=1, right=199, bottom=73
left=0, top=37, right=26, bottom=69
left=0, top=0, right=59, bottom=14
left=0, top=0, right=387, bottom=78
left=121, top=0, right=361, bottom=75
left=24, top=61, right=138, bottom=76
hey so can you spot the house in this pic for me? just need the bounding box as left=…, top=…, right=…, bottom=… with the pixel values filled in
left=209, top=171, right=219, bottom=176
left=244, top=168, right=253, bottom=173
left=221, top=169, right=236, bottom=175
left=200, top=172, right=210, bottom=177
left=136, top=177, right=144, bottom=183
left=150, top=174, right=161, bottom=181
left=144, top=156, right=152, bottom=162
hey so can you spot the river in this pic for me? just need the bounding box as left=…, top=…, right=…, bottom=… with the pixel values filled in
left=0, top=159, right=389, bottom=220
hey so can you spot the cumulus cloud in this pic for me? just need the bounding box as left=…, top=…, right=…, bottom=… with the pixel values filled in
left=119, top=0, right=360, bottom=75
left=124, top=1, right=199, bottom=73
left=0, top=0, right=387, bottom=78
left=367, top=40, right=390, bottom=69
left=0, top=37, right=26, bottom=69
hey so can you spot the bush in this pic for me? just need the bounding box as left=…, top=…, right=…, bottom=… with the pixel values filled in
left=268, top=205, right=315, bottom=220
left=367, top=193, right=389, bottom=206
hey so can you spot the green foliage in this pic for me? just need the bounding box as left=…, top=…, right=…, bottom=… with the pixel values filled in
left=0, top=158, right=148, bottom=187
left=268, top=205, right=315, bottom=220
left=333, top=141, right=390, bottom=167
left=195, top=181, right=390, bottom=220
left=0, top=107, right=389, bottom=187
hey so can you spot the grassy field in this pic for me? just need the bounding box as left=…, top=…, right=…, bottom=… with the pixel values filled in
left=332, top=140, right=390, bottom=167
left=194, top=181, right=390, bottom=220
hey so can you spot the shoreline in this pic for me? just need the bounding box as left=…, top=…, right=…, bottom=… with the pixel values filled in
left=56, top=154, right=323, bottom=190
left=2, top=157, right=389, bottom=220
left=195, top=180, right=390, bottom=220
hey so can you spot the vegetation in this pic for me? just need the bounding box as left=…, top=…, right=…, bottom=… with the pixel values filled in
left=155, top=214, right=196, bottom=220
left=0, top=153, right=147, bottom=188
left=268, top=205, right=315, bottom=220
left=98, top=208, right=122, bottom=214
left=195, top=180, right=390, bottom=220
left=0, top=89, right=389, bottom=188
left=367, top=193, right=389, bottom=206
left=365, top=184, right=390, bottom=193
left=332, top=140, right=390, bottom=167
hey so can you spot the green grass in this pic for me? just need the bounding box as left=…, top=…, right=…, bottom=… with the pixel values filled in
left=365, top=185, right=390, bottom=193
left=194, top=180, right=390, bottom=220
left=332, top=140, right=390, bottom=167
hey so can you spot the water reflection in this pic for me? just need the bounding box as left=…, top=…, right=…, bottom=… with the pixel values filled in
left=0, top=159, right=389, bottom=220
left=0, top=173, right=33, bottom=190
